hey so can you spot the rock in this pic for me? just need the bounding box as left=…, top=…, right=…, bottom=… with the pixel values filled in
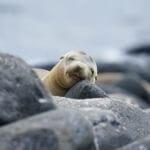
left=110, top=93, right=149, bottom=109
left=80, top=108, right=132, bottom=150
left=143, top=108, right=150, bottom=114
left=53, top=97, right=150, bottom=141
left=97, top=57, right=150, bottom=82
left=0, top=53, right=55, bottom=125
left=117, top=134, right=150, bottom=150
left=0, top=109, right=96, bottom=150
left=126, top=44, right=150, bottom=55
left=97, top=73, right=150, bottom=108
left=1, top=129, right=58, bottom=150
left=112, top=74, right=150, bottom=104
left=98, top=84, right=125, bottom=94
left=65, top=80, right=108, bottom=99
left=97, top=62, right=127, bottom=73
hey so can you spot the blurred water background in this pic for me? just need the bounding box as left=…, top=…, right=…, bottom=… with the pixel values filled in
left=0, top=0, right=150, bottom=65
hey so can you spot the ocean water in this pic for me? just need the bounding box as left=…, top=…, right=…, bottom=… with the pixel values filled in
left=0, top=0, right=150, bottom=65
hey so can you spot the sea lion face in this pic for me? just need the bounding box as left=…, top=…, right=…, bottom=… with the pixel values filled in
left=58, top=51, right=97, bottom=88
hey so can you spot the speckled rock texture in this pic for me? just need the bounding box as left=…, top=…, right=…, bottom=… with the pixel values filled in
left=0, top=109, right=96, bottom=150
left=1, top=52, right=150, bottom=150
left=117, top=134, right=150, bottom=150
left=53, top=96, right=150, bottom=148
left=0, top=53, right=55, bottom=125
left=65, top=80, right=108, bottom=99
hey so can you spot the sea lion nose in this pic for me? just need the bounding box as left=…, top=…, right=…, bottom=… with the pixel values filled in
left=74, top=65, right=81, bottom=72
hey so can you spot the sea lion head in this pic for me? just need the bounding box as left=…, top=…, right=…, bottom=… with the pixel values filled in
left=57, top=51, right=97, bottom=88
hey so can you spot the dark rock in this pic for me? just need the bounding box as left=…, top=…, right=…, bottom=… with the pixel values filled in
left=0, top=109, right=96, bottom=150
left=97, top=62, right=127, bottom=73
left=97, top=57, right=150, bottom=82
left=0, top=53, right=55, bottom=125
left=54, top=97, right=150, bottom=141
left=97, top=73, right=150, bottom=108
left=117, top=134, right=150, bottom=150
left=80, top=108, right=132, bottom=150
left=126, top=44, right=150, bottom=55
left=65, top=80, right=108, bottom=99
left=112, top=74, right=150, bottom=104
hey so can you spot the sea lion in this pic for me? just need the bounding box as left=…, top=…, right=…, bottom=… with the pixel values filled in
left=34, top=51, right=97, bottom=96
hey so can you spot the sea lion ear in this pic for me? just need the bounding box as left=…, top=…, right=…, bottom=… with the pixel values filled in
left=78, top=51, right=87, bottom=55
left=59, top=56, right=64, bottom=60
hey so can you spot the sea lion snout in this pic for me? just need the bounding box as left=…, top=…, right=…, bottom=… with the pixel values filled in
left=74, top=65, right=82, bottom=72
left=66, top=61, right=96, bottom=82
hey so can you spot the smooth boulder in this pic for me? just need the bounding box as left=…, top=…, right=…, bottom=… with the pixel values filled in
left=0, top=53, right=55, bottom=125
left=65, top=80, right=107, bottom=99
left=80, top=108, right=132, bottom=150
left=0, top=109, right=96, bottom=150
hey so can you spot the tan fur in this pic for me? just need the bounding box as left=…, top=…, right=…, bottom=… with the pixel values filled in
left=34, top=51, right=97, bottom=96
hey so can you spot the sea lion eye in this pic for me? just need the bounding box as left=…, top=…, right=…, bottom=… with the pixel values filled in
left=68, top=57, right=75, bottom=61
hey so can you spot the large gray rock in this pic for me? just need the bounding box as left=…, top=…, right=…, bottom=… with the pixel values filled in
left=0, top=53, right=55, bottom=125
left=0, top=109, right=96, bottom=150
left=53, top=97, right=150, bottom=141
left=80, top=108, right=132, bottom=150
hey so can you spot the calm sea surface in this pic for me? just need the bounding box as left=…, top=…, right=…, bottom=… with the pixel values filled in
left=0, top=0, right=150, bottom=65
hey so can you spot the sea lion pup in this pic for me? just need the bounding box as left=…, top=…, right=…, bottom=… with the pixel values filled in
left=34, top=51, right=97, bottom=96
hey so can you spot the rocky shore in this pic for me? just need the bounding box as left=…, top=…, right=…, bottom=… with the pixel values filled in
left=0, top=49, right=150, bottom=150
